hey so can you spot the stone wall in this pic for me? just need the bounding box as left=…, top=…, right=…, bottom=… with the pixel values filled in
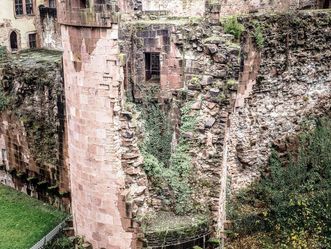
left=119, top=18, right=241, bottom=231
left=0, top=50, right=70, bottom=210
left=61, top=22, right=150, bottom=248
left=120, top=10, right=331, bottom=242
left=120, top=22, right=184, bottom=98
left=227, top=11, right=331, bottom=193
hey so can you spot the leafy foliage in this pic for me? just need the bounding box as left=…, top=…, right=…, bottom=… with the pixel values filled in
left=0, top=89, right=10, bottom=112
left=252, top=21, right=264, bottom=48
left=223, top=16, right=245, bottom=40
left=229, top=118, right=331, bottom=248
left=140, top=101, right=197, bottom=214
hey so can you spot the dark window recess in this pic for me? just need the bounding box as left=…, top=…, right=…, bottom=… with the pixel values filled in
left=80, top=0, right=90, bottom=8
left=26, top=0, right=34, bottom=14
left=145, top=53, right=160, bottom=82
left=29, top=33, right=37, bottom=48
left=10, top=31, right=18, bottom=51
left=49, top=0, right=56, bottom=8
left=15, top=0, right=24, bottom=15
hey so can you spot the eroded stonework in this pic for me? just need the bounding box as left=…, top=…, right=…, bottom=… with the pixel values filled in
left=0, top=50, right=70, bottom=210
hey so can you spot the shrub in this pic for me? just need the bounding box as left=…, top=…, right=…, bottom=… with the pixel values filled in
left=231, top=118, right=331, bottom=248
left=223, top=16, right=245, bottom=40
left=0, top=89, right=10, bottom=111
left=140, top=101, right=196, bottom=214
left=252, top=21, right=264, bottom=49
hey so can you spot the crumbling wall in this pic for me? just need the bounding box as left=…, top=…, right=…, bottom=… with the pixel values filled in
left=0, top=50, right=70, bottom=210
left=120, top=22, right=183, bottom=99
left=228, top=11, right=331, bottom=192
left=61, top=22, right=150, bottom=248
left=120, top=10, right=331, bottom=244
left=120, top=19, right=241, bottom=233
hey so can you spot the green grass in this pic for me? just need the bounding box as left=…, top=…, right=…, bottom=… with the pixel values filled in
left=0, top=184, right=67, bottom=249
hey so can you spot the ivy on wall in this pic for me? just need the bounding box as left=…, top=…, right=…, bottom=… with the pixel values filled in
left=139, top=97, right=197, bottom=214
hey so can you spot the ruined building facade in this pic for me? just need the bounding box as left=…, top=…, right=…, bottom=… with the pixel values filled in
left=0, top=0, right=61, bottom=52
left=0, top=0, right=331, bottom=248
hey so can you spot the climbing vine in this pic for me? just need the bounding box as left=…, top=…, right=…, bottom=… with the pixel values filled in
left=140, top=99, right=197, bottom=214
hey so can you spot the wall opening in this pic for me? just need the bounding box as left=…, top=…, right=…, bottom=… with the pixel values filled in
left=145, top=52, right=160, bottom=82
left=80, top=0, right=90, bottom=8
left=10, top=31, right=18, bottom=51
left=15, top=0, right=24, bottom=15
left=29, top=33, right=37, bottom=48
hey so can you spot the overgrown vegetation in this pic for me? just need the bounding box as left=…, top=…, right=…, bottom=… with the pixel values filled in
left=140, top=99, right=197, bottom=214
left=223, top=16, right=245, bottom=40
left=0, top=184, right=67, bottom=249
left=0, top=46, right=7, bottom=59
left=228, top=118, right=331, bottom=248
left=252, top=21, right=264, bottom=48
left=0, top=88, right=11, bottom=112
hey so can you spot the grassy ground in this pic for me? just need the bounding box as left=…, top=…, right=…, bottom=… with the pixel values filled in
left=0, top=184, right=67, bottom=249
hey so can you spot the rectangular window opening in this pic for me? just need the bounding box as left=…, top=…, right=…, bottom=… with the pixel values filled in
left=145, top=52, right=160, bottom=82
left=15, top=0, right=24, bottom=15
left=80, top=0, right=90, bottom=8
left=29, top=33, right=37, bottom=48
left=26, top=0, right=34, bottom=15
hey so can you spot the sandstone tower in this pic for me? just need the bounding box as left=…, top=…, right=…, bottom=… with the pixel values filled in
left=58, top=1, right=137, bottom=248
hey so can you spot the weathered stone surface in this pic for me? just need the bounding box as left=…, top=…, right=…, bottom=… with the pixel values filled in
left=0, top=50, right=70, bottom=210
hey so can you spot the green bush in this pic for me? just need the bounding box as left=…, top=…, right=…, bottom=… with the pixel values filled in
left=253, top=21, right=264, bottom=49
left=0, top=89, right=10, bottom=111
left=44, top=234, right=74, bottom=249
left=231, top=118, right=331, bottom=248
left=140, top=101, right=196, bottom=214
left=223, top=16, right=245, bottom=40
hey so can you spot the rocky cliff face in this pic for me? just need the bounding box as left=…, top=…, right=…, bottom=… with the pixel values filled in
left=0, top=50, right=70, bottom=210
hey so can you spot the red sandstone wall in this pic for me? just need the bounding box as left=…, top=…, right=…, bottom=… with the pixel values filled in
left=61, top=24, right=136, bottom=248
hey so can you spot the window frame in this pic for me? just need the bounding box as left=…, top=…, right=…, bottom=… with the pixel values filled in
left=25, top=0, right=34, bottom=15
left=145, top=52, right=161, bottom=82
left=15, top=0, right=24, bottom=16
left=28, top=33, right=37, bottom=49
left=14, top=0, right=35, bottom=17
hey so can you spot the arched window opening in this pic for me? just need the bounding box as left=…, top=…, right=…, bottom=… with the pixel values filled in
left=10, top=32, right=18, bottom=51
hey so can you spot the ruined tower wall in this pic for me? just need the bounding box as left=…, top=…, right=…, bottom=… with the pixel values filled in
left=0, top=50, right=70, bottom=210
left=228, top=12, right=331, bottom=192
left=61, top=24, right=139, bottom=248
